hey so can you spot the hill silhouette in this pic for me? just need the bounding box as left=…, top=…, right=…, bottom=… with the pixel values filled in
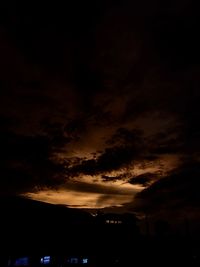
left=0, top=196, right=93, bottom=255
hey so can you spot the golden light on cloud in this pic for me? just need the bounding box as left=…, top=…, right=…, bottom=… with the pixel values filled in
left=22, top=182, right=143, bottom=209
left=21, top=152, right=178, bottom=210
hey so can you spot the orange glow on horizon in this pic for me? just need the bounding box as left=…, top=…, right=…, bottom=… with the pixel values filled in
left=21, top=182, right=143, bottom=209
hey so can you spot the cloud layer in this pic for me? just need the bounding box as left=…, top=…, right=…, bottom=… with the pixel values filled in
left=0, top=1, right=200, bottom=213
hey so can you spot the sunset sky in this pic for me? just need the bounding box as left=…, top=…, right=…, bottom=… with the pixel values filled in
left=0, top=1, right=200, bottom=219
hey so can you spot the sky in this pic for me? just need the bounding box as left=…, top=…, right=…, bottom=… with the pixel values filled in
left=0, top=1, right=200, bottom=220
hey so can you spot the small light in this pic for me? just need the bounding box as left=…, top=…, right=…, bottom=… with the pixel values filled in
left=40, top=256, right=51, bottom=265
left=82, top=258, right=88, bottom=264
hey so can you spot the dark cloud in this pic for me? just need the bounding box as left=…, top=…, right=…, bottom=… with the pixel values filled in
left=129, top=172, right=159, bottom=186
left=70, top=145, right=140, bottom=175
left=67, top=127, right=146, bottom=176
left=41, top=121, right=71, bottom=148
left=101, top=175, right=123, bottom=182
left=131, top=161, right=200, bottom=215
left=63, top=119, right=87, bottom=141
left=106, top=127, right=144, bottom=147
left=148, top=128, right=183, bottom=155
left=0, top=130, right=64, bottom=195
left=0, top=0, right=200, bottom=215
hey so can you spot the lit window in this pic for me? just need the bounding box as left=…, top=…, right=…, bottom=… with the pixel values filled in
left=40, top=256, right=51, bottom=265
left=82, top=258, right=88, bottom=264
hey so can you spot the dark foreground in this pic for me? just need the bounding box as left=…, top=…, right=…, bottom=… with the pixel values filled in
left=1, top=235, right=200, bottom=267
left=0, top=197, right=199, bottom=266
